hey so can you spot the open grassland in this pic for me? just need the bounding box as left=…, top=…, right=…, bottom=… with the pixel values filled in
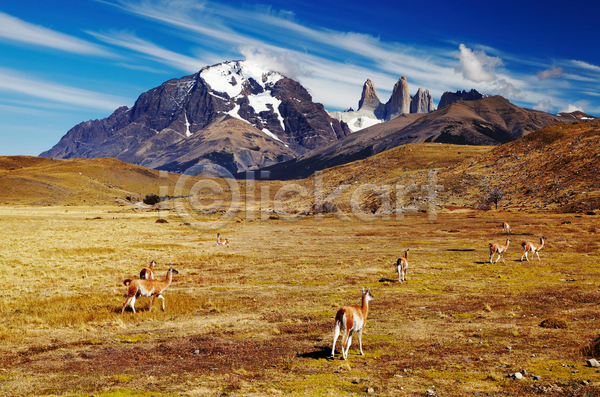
left=1, top=205, right=600, bottom=396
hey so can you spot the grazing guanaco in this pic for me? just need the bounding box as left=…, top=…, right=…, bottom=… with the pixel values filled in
left=396, top=249, right=409, bottom=282
left=502, top=222, right=511, bottom=234
left=331, top=288, right=374, bottom=360
left=489, top=239, right=511, bottom=264
left=139, top=259, right=157, bottom=280
left=216, top=232, right=229, bottom=246
left=122, top=266, right=179, bottom=313
left=521, top=237, right=546, bottom=262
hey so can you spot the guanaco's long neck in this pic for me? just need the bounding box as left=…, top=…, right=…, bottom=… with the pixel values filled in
left=405, top=250, right=409, bottom=259
left=162, top=271, right=173, bottom=286
left=361, top=294, right=370, bottom=317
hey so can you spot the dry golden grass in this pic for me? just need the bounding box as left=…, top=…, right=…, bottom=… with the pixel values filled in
left=1, top=122, right=600, bottom=396
left=1, top=204, right=600, bottom=396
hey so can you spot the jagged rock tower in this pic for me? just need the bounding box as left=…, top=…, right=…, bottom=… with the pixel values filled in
left=358, top=79, right=386, bottom=119
left=410, top=88, right=435, bottom=114
left=385, top=76, right=411, bottom=120
left=327, top=75, right=435, bottom=132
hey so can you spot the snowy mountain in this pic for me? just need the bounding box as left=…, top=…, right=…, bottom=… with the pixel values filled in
left=41, top=60, right=350, bottom=174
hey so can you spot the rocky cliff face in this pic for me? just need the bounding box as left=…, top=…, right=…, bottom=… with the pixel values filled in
left=410, top=87, right=435, bottom=114
left=357, top=79, right=384, bottom=117
left=328, top=76, right=434, bottom=131
left=41, top=61, right=351, bottom=173
left=385, top=76, right=412, bottom=120
left=438, top=89, right=486, bottom=109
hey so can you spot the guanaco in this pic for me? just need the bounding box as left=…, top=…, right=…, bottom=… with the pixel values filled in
left=122, top=266, right=179, bottom=313
left=396, top=249, right=409, bottom=282
left=216, top=232, right=229, bottom=246
left=139, top=259, right=157, bottom=280
left=521, top=237, right=546, bottom=262
left=502, top=222, right=511, bottom=234
left=489, top=239, right=511, bottom=264
left=331, top=288, right=374, bottom=360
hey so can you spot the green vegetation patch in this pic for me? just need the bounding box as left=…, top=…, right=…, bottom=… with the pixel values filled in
left=115, top=333, right=152, bottom=343
left=68, top=388, right=180, bottom=397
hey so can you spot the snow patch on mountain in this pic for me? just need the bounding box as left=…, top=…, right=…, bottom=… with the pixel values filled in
left=347, top=116, right=382, bottom=132
left=200, top=61, right=286, bottom=140
left=184, top=110, right=192, bottom=137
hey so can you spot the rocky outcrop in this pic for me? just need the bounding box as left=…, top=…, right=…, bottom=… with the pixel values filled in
left=410, top=88, right=435, bottom=114
left=264, top=95, right=574, bottom=180
left=385, top=76, right=412, bottom=120
left=41, top=60, right=351, bottom=173
left=358, top=79, right=384, bottom=115
left=328, top=76, right=435, bottom=131
left=438, top=89, right=486, bottom=109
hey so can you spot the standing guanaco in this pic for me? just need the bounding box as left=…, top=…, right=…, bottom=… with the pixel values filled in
left=122, top=266, right=179, bottom=313
left=216, top=232, right=229, bottom=246
left=489, top=239, right=511, bottom=264
left=139, top=259, right=157, bottom=280
left=396, top=249, right=409, bottom=282
left=521, top=237, right=546, bottom=261
left=331, top=288, right=374, bottom=360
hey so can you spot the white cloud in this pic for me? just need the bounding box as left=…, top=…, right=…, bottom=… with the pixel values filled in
left=560, top=104, right=584, bottom=113
left=89, top=31, right=207, bottom=73
left=533, top=99, right=554, bottom=112
left=0, top=11, right=113, bottom=57
left=537, top=65, right=564, bottom=80
left=454, top=44, right=503, bottom=82
left=0, top=68, right=130, bottom=111
left=492, top=79, right=525, bottom=100
left=571, top=60, right=600, bottom=72
left=238, top=45, right=312, bottom=80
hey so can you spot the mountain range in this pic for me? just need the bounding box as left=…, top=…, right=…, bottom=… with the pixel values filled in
left=327, top=76, right=434, bottom=132
left=41, top=61, right=350, bottom=174
left=41, top=60, right=585, bottom=177
left=256, top=95, right=576, bottom=179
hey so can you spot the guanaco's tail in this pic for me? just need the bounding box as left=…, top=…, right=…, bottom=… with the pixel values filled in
left=123, top=279, right=132, bottom=286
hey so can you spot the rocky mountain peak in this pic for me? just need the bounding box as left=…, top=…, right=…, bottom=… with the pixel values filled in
left=438, top=89, right=486, bottom=109
left=410, top=88, right=435, bottom=114
left=385, top=76, right=411, bottom=120
left=41, top=60, right=351, bottom=174
left=358, top=79, right=382, bottom=111
left=328, top=76, right=435, bottom=132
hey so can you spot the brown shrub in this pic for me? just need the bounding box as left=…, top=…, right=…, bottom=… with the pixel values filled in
left=539, top=318, right=568, bottom=329
left=581, top=335, right=600, bottom=358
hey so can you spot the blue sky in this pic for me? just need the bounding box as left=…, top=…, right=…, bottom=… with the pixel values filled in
left=1, top=0, right=599, bottom=156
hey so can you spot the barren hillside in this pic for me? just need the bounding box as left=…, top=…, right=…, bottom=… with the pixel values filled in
left=0, top=157, right=175, bottom=206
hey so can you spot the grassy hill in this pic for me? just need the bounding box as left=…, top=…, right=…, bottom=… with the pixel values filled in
left=2, top=121, right=598, bottom=213
left=438, top=121, right=600, bottom=212
left=286, top=120, right=600, bottom=214
left=0, top=156, right=174, bottom=206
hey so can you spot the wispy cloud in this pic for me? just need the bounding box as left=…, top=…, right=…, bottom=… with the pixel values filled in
left=0, top=11, right=113, bottom=57
left=88, top=30, right=208, bottom=72
left=571, top=60, right=600, bottom=72
left=0, top=68, right=131, bottom=111
left=97, top=0, right=468, bottom=108
left=537, top=65, right=564, bottom=80
left=87, top=1, right=599, bottom=114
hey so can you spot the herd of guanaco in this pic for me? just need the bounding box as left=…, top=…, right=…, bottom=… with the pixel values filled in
left=119, top=226, right=548, bottom=361
left=331, top=221, right=548, bottom=360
